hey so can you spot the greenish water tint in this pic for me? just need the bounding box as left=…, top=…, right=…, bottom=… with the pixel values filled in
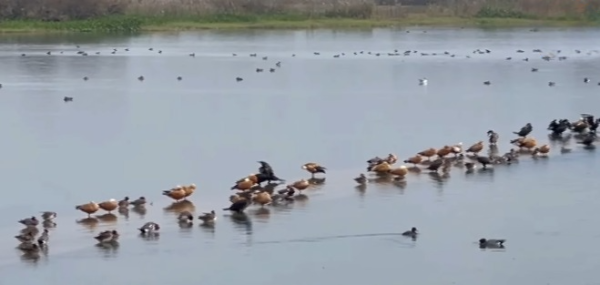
left=0, top=28, right=600, bottom=284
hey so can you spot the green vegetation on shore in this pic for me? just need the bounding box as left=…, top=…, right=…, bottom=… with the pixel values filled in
left=1, top=0, right=600, bottom=33
left=0, top=15, right=598, bottom=33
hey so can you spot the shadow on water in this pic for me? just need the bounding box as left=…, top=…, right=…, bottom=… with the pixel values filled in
left=163, top=200, right=195, bottom=215
left=95, top=213, right=117, bottom=223
left=95, top=242, right=119, bottom=258
left=131, top=205, right=147, bottom=218
left=76, top=217, right=99, bottom=231
left=229, top=213, right=252, bottom=235
left=19, top=252, right=40, bottom=265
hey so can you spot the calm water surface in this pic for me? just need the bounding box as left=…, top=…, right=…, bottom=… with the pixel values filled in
left=0, top=28, right=599, bottom=284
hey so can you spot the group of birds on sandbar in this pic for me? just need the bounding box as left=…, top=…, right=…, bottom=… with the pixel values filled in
left=13, top=112, right=599, bottom=260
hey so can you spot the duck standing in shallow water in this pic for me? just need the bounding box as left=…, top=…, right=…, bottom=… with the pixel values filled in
left=354, top=173, right=367, bottom=185
left=75, top=201, right=100, bottom=217
left=19, top=216, right=39, bottom=226
left=302, top=163, right=326, bottom=178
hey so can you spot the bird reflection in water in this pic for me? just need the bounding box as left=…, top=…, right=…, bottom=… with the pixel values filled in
left=139, top=232, right=160, bottom=241
left=355, top=185, right=367, bottom=196
left=293, top=194, right=309, bottom=208
left=163, top=200, right=195, bottom=214
left=392, top=177, right=407, bottom=191
left=20, top=252, right=41, bottom=264
left=96, top=213, right=118, bottom=223
left=131, top=205, right=147, bottom=218
left=76, top=217, right=99, bottom=231
left=308, top=177, right=326, bottom=186
left=371, top=173, right=393, bottom=185
left=118, top=206, right=129, bottom=219
left=96, top=242, right=119, bottom=258
left=428, top=172, right=449, bottom=188
left=229, top=213, right=252, bottom=236
left=251, top=207, right=270, bottom=221
left=199, top=222, right=216, bottom=234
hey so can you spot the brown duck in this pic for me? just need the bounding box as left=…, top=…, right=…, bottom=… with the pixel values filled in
left=532, top=144, right=550, bottom=156
left=436, top=146, right=453, bottom=158
left=465, top=141, right=484, bottom=154
left=75, top=201, right=100, bottom=217
left=403, top=155, right=423, bottom=166
left=289, top=179, right=310, bottom=192
left=98, top=199, right=118, bottom=213
left=183, top=183, right=196, bottom=198
left=231, top=175, right=256, bottom=191
left=511, top=137, right=537, bottom=150
left=368, top=161, right=391, bottom=173
left=389, top=166, right=408, bottom=177
left=417, top=148, right=437, bottom=160
left=163, top=186, right=186, bottom=201
left=252, top=191, right=272, bottom=207
left=302, top=163, right=327, bottom=177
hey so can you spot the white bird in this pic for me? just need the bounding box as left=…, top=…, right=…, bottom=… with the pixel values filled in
left=419, top=78, right=428, bottom=86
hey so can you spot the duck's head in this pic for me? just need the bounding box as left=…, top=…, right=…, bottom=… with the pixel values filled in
left=486, top=130, right=494, bottom=135
left=479, top=238, right=486, bottom=244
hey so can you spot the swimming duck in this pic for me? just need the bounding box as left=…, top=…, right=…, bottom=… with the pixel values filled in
left=513, top=123, right=533, bottom=137
left=118, top=196, right=129, bottom=207
left=417, top=148, right=437, bottom=160
left=40, top=211, right=57, bottom=221
left=183, top=184, right=196, bottom=198
left=223, top=199, right=250, bottom=213
left=252, top=191, right=272, bottom=207
left=403, top=155, right=423, bottom=166
left=354, top=173, right=367, bottom=185
left=289, top=179, right=310, bottom=192
left=139, top=222, right=160, bottom=234
left=388, top=166, right=408, bottom=178
left=37, top=229, right=49, bottom=246
left=177, top=211, right=194, bottom=223
left=94, top=230, right=118, bottom=243
left=98, top=199, right=118, bottom=213
left=17, top=242, right=40, bottom=253
left=15, top=232, right=35, bottom=243
left=302, top=163, right=327, bottom=178
left=532, top=144, right=550, bottom=156
left=486, top=130, right=499, bottom=145
left=402, top=227, right=418, bottom=238
left=418, top=78, right=428, bottom=86
left=465, top=141, right=484, bottom=154
left=129, top=196, right=146, bottom=206
left=198, top=210, right=217, bottom=223
left=436, top=146, right=453, bottom=158
left=63, top=97, right=73, bottom=102
left=19, top=216, right=39, bottom=226
left=479, top=238, right=506, bottom=248
left=75, top=202, right=100, bottom=217
left=163, top=186, right=186, bottom=201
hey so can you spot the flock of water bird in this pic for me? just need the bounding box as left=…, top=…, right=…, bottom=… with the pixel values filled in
left=5, top=40, right=600, bottom=263
left=3, top=44, right=600, bottom=103
left=12, top=107, right=599, bottom=260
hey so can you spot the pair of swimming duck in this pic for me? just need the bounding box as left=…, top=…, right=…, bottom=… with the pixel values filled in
left=177, top=210, right=217, bottom=224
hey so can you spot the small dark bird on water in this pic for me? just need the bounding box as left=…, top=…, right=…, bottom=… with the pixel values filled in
left=401, top=227, right=418, bottom=238
left=223, top=199, right=250, bottom=213
left=426, top=159, right=443, bottom=172
left=64, top=97, right=73, bottom=102
left=476, top=156, right=492, bottom=169
left=479, top=238, right=506, bottom=249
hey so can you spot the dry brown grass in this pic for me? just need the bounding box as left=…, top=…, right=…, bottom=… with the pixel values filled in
left=0, top=0, right=598, bottom=21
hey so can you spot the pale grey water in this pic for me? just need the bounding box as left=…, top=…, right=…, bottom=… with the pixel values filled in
left=0, top=28, right=599, bottom=284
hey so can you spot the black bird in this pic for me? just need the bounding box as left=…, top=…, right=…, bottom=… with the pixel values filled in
left=258, top=161, right=274, bottom=177
left=223, top=199, right=250, bottom=213
left=476, top=156, right=492, bottom=169
left=547, top=119, right=570, bottom=136
left=486, top=130, right=499, bottom=145
left=513, top=123, right=532, bottom=137
left=426, top=159, right=443, bottom=172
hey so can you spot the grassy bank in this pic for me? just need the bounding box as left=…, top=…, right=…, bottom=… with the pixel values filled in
left=0, top=15, right=598, bottom=33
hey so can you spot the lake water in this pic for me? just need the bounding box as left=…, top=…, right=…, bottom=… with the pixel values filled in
left=0, top=27, right=599, bottom=284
